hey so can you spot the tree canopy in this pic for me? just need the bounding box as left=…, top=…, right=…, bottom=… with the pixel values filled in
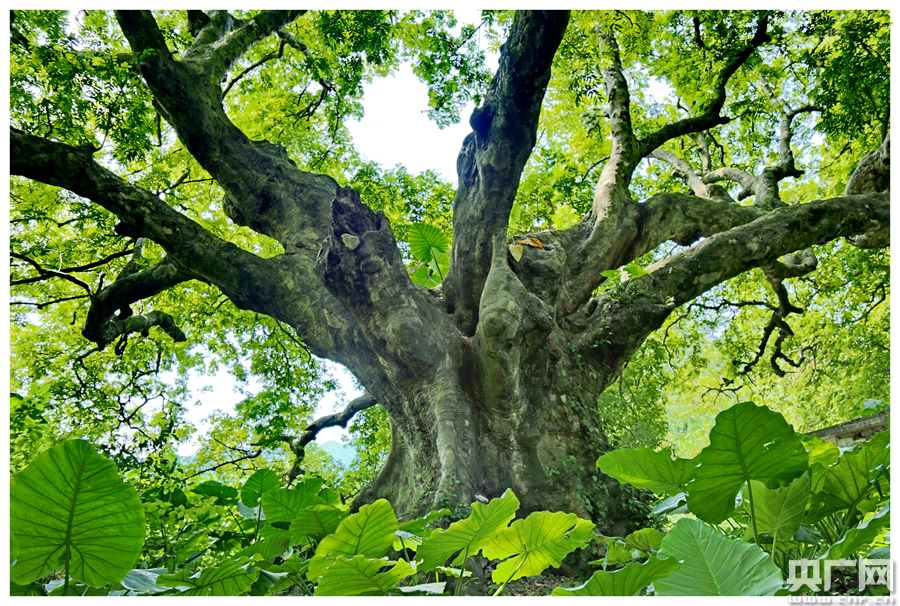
left=9, top=9, right=889, bottom=520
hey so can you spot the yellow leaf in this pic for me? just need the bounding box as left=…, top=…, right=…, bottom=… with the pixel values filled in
left=518, top=238, right=544, bottom=250
left=508, top=244, right=523, bottom=262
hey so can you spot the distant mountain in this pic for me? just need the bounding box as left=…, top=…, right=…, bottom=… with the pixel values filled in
left=318, top=440, right=356, bottom=467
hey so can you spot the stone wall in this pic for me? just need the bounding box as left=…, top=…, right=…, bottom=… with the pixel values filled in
left=807, top=410, right=889, bottom=449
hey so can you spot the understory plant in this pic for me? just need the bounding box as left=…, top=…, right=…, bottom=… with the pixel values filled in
left=9, top=400, right=889, bottom=596
left=572, top=400, right=890, bottom=597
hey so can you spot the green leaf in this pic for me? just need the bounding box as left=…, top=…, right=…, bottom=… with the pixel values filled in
left=192, top=480, right=239, bottom=506
left=597, top=447, right=696, bottom=496
left=315, top=555, right=414, bottom=596
left=241, top=468, right=281, bottom=508
left=820, top=502, right=890, bottom=561
left=156, top=556, right=260, bottom=596
left=799, top=434, right=840, bottom=468
left=9, top=440, right=145, bottom=588
left=552, top=555, right=681, bottom=596
left=655, top=518, right=783, bottom=596
left=427, top=248, right=451, bottom=282
left=248, top=569, right=289, bottom=596
left=810, top=430, right=889, bottom=512
left=261, top=487, right=324, bottom=524
left=625, top=527, right=666, bottom=553
left=743, top=472, right=810, bottom=543
left=483, top=511, right=594, bottom=583
left=410, top=263, right=441, bottom=288
left=307, top=499, right=398, bottom=580
left=417, top=489, right=520, bottom=572
left=399, top=507, right=452, bottom=534
left=652, top=492, right=688, bottom=515
left=398, top=581, right=447, bottom=594
left=289, top=504, right=348, bottom=541
left=407, top=222, right=450, bottom=264
left=687, top=402, right=808, bottom=524
left=235, top=536, right=291, bottom=563
left=119, top=568, right=170, bottom=595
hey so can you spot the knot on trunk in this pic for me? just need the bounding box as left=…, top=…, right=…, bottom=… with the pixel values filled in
left=317, top=187, right=403, bottom=310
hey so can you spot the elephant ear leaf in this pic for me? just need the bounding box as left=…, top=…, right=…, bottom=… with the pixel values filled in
left=597, top=447, right=696, bottom=496
left=307, top=499, right=398, bottom=580
left=407, top=222, right=450, bottom=264
left=241, top=468, right=280, bottom=508
left=315, top=555, right=414, bottom=596
left=157, top=556, right=260, bottom=596
left=482, top=511, right=594, bottom=583
left=687, top=401, right=808, bottom=524
left=10, top=440, right=145, bottom=588
left=552, top=555, right=681, bottom=596
left=417, top=489, right=520, bottom=572
left=656, top=518, right=783, bottom=596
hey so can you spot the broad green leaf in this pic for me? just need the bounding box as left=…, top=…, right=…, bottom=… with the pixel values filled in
left=552, top=555, right=681, bottom=596
left=318, top=486, right=343, bottom=507
left=9, top=440, right=145, bottom=588
left=10, top=581, right=45, bottom=596
left=407, top=222, right=450, bottom=264
left=290, top=505, right=348, bottom=541
left=398, top=581, right=447, bottom=594
left=315, top=555, right=414, bottom=596
left=687, top=402, right=808, bottom=524
left=810, top=431, right=889, bottom=511
left=120, top=568, right=170, bottom=595
left=192, top=480, right=239, bottom=506
left=248, top=569, right=289, bottom=596
left=156, top=556, right=260, bottom=596
left=417, top=489, right=520, bottom=572
left=241, top=468, right=281, bottom=508
left=743, top=472, right=810, bottom=543
left=483, top=511, right=594, bottom=583
left=596, top=538, right=634, bottom=565
left=656, top=518, right=783, bottom=596
left=398, top=507, right=452, bottom=534
left=316, top=555, right=414, bottom=596
left=799, top=434, right=840, bottom=468
left=652, top=492, right=688, bottom=515
left=625, top=527, right=666, bottom=553
left=410, top=263, right=441, bottom=288
left=394, top=508, right=452, bottom=551
left=597, top=447, right=696, bottom=495
left=261, top=487, right=324, bottom=524
left=427, top=248, right=450, bottom=282
left=236, top=501, right=264, bottom=520
left=820, top=502, right=890, bottom=561
left=307, top=499, right=398, bottom=580
left=295, top=477, right=326, bottom=494
left=236, top=536, right=291, bottom=563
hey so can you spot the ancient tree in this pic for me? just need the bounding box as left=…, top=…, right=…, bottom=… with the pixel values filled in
left=10, top=10, right=889, bottom=534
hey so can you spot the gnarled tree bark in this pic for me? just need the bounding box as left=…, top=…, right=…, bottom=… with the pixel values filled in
left=9, top=10, right=890, bottom=536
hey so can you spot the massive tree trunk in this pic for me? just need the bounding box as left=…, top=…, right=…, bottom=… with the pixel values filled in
left=9, top=10, right=890, bottom=534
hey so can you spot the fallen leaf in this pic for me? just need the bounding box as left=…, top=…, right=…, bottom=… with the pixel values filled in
left=518, top=238, right=544, bottom=250
left=508, top=244, right=524, bottom=262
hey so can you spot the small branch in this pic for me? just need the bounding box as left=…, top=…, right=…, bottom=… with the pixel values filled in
left=222, top=38, right=288, bottom=98
left=183, top=450, right=263, bottom=480
left=283, top=392, right=377, bottom=484
left=10, top=252, right=94, bottom=295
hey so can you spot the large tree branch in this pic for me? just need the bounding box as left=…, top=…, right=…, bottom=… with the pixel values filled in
left=115, top=10, right=335, bottom=252
left=10, top=128, right=300, bottom=331
left=575, top=192, right=889, bottom=376
left=637, top=15, right=771, bottom=157
left=445, top=10, right=570, bottom=335
left=81, top=256, right=193, bottom=350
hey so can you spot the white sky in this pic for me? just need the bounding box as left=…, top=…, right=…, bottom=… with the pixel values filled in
left=178, top=9, right=496, bottom=455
